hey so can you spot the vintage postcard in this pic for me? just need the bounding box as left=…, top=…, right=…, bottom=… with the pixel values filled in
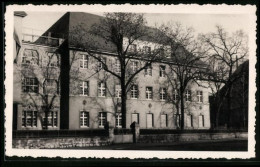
left=4, top=4, right=256, bottom=159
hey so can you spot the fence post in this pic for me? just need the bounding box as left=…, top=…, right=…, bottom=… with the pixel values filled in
left=130, top=122, right=140, bottom=143
left=105, top=122, right=114, bottom=143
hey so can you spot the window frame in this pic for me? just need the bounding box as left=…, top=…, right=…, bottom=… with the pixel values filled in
left=97, top=57, right=106, bottom=71
left=42, top=111, right=58, bottom=128
left=115, top=84, right=122, bottom=98
left=144, top=65, right=152, bottom=76
left=129, top=44, right=137, bottom=52
left=144, top=46, right=151, bottom=54
left=197, top=90, right=203, bottom=103
left=131, top=113, right=139, bottom=124
left=22, top=110, right=37, bottom=127
left=185, top=89, right=192, bottom=102
left=131, top=61, right=138, bottom=73
left=186, top=114, right=193, bottom=127
left=47, top=52, right=59, bottom=68
left=80, top=111, right=89, bottom=128
left=130, top=85, right=138, bottom=99
left=22, top=77, right=39, bottom=93
left=98, top=112, right=107, bottom=128
left=80, top=81, right=89, bottom=96
left=173, top=89, right=179, bottom=101
left=98, top=82, right=106, bottom=97
left=114, top=59, right=121, bottom=74
left=115, top=113, right=122, bottom=128
left=79, top=54, right=88, bottom=69
left=160, top=88, right=167, bottom=101
left=146, top=87, right=153, bottom=100
left=160, top=114, right=168, bottom=128
left=159, top=65, right=166, bottom=78
left=22, top=49, right=39, bottom=65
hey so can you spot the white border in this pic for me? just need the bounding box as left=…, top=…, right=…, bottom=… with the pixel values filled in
left=5, top=4, right=257, bottom=159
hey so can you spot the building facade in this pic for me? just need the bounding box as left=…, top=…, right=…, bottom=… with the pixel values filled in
left=13, top=12, right=212, bottom=130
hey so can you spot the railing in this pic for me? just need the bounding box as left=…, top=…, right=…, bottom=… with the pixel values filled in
left=22, top=34, right=64, bottom=47
left=13, top=129, right=108, bottom=138
left=140, top=129, right=248, bottom=135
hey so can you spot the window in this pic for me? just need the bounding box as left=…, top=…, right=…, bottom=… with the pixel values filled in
left=131, top=85, right=138, bottom=99
left=129, top=44, right=137, bottom=52
left=159, top=65, right=166, bottom=77
left=160, top=88, right=167, bottom=101
left=145, top=65, right=152, bottom=76
left=22, top=49, right=39, bottom=65
left=159, top=48, right=164, bottom=56
left=144, top=46, right=151, bottom=54
left=173, top=89, right=179, bottom=101
left=42, top=111, right=58, bottom=128
left=47, top=52, right=59, bottom=67
left=160, top=114, right=167, bottom=128
left=199, top=115, right=205, bottom=127
left=80, top=81, right=89, bottom=96
left=146, top=113, right=153, bottom=128
left=22, top=110, right=37, bottom=127
left=99, top=112, right=107, bottom=127
left=44, top=79, right=58, bottom=94
left=146, top=87, right=153, bottom=100
left=115, top=113, right=122, bottom=128
left=186, top=114, right=193, bottom=127
left=197, top=91, right=203, bottom=102
left=185, top=89, right=191, bottom=102
left=114, top=59, right=121, bottom=74
left=98, top=82, right=106, bottom=97
left=22, top=78, right=39, bottom=93
left=80, top=54, right=88, bottom=68
left=115, top=84, right=121, bottom=98
left=80, top=111, right=89, bottom=127
left=175, top=114, right=181, bottom=128
left=131, top=61, right=138, bottom=73
left=131, top=113, right=139, bottom=124
left=97, top=57, right=106, bottom=71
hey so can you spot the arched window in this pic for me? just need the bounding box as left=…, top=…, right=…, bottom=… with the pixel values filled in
left=22, top=49, right=39, bottom=65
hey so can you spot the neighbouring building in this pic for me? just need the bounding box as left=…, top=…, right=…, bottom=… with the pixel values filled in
left=13, top=12, right=212, bottom=131
left=209, top=60, right=249, bottom=129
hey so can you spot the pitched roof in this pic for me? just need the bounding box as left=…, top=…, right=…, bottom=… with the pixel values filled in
left=40, top=12, right=208, bottom=68
left=41, top=12, right=168, bottom=52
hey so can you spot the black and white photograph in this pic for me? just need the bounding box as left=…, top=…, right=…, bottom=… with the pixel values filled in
left=4, top=4, right=256, bottom=159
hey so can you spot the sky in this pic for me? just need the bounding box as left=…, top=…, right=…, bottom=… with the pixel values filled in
left=22, top=11, right=250, bottom=37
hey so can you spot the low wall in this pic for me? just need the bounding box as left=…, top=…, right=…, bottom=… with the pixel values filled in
left=138, top=132, right=248, bottom=143
left=13, top=136, right=111, bottom=149
left=113, top=134, right=133, bottom=144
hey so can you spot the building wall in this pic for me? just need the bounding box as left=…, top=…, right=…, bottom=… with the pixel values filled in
left=68, top=50, right=211, bottom=130
left=14, top=43, right=61, bottom=130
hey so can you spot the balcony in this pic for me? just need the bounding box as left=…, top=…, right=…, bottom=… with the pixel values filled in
left=22, top=33, right=64, bottom=47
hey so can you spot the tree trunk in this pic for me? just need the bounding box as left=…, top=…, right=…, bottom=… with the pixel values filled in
left=44, top=108, right=48, bottom=130
left=180, top=91, right=185, bottom=130
left=121, top=87, right=127, bottom=128
left=227, top=86, right=232, bottom=129
left=121, top=71, right=127, bottom=128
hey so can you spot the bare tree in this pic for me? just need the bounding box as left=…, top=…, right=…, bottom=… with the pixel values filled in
left=18, top=49, right=61, bottom=129
left=70, top=12, right=165, bottom=128
left=159, top=22, right=207, bottom=130
left=199, top=25, right=248, bottom=128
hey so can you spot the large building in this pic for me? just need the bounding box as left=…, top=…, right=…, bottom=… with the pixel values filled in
left=13, top=12, right=212, bottom=131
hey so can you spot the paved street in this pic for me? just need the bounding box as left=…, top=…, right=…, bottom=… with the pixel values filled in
left=72, top=139, right=248, bottom=151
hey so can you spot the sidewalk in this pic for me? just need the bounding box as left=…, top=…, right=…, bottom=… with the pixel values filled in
left=67, top=138, right=248, bottom=151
